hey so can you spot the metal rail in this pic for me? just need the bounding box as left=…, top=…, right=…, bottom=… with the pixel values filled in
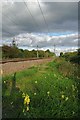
left=0, top=58, right=45, bottom=64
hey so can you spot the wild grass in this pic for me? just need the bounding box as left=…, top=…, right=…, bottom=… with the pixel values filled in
left=2, top=58, right=80, bottom=118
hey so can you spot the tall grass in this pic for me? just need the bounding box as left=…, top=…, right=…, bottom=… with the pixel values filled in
left=2, top=58, right=80, bottom=118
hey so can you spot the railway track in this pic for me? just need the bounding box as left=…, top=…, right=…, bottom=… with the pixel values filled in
left=2, top=58, right=54, bottom=75
left=0, top=58, right=49, bottom=64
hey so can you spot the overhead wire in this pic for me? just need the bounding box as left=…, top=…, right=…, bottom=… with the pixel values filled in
left=23, top=0, right=39, bottom=29
left=3, top=1, right=49, bottom=36
left=2, top=21, right=19, bottom=37
left=2, top=0, right=41, bottom=37
left=2, top=13, right=18, bottom=38
left=2, top=1, right=52, bottom=48
left=2, top=28, right=15, bottom=37
left=37, top=0, right=49, bottom=33
left=2, top=6, right=22, bottom=38
left=2, top=12, right=18, bottom=26
left=2, top=3, right=20, bottom=37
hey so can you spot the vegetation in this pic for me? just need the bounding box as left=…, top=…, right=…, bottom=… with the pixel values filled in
left=1, top=45, right=55, bottom=59
left=60, top=52, right=64, bottom=57
left=0, top=47, right=2, bottom=59
left=60, top=48, right=80, bottom=64
left=2, top=57, right=80, bottom=118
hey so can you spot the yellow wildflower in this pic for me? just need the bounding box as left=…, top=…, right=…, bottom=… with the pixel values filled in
left=62, top=95, right=65, bottom=99
left=65, top=97, right=68, bottom=101
left=24, top=95, right=30, bottom=105
left=72, top=85, right=75, bottom=91
left=23, top=109, right=25, bottom=113
left=26, top=106, right=29, bottom=111
left=4, top=81, right=6, bottom=84
left=34, top=93, right=36, bottom=95
left=35, top=81, right=37, bottom=84
left=47, top=91, right=50, bottom=96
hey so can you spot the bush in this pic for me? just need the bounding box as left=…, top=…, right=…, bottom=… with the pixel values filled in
left=54, top=57, right=80, bottom=79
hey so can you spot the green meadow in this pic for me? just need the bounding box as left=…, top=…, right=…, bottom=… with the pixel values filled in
left=2, top=58, right=80, bottom=118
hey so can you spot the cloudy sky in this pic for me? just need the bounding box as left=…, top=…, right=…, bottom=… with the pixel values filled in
left=1, top=0, right=79, bottom=55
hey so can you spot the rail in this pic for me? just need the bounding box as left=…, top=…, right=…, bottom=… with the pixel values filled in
left=0, top=57, right=47, bottom=64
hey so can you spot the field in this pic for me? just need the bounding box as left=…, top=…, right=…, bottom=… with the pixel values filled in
left=2, top=57, right=80, bottom=118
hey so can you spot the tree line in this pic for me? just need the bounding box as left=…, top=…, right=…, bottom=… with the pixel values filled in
left=1, top=45, right=55, bottom=59
left=60, top=48, right=80, bottom=64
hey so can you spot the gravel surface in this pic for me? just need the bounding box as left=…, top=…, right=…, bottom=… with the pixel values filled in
left=2, top=58, right=53, bottom=76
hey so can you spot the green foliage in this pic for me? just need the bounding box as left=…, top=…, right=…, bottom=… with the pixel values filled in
left=0, top=47, right=2, bottom=59
left=78, top=48, right=80, bottom=55
left=53, top=57, right=80, bottom=79
left=60, top=52, right=63, bottom=57
left=2, top=45, right=55, bottom=59
left=2, top=45, right=20, bottom=58
left=63, top=49, right=80, bottom=64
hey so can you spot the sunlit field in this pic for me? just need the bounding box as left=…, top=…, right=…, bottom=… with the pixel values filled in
left=2, top=58, right=80, bottom=118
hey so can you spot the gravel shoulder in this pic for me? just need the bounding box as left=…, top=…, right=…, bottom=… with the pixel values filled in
left=2, top=58, right=53, bottom=76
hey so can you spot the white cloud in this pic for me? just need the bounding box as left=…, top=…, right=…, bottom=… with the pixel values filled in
left=2, top=2, right=78, bottom=38
left=10, top=32, right=78, bottom=48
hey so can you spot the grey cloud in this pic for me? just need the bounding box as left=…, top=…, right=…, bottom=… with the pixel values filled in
left=2, top=2, right=78, bottom=38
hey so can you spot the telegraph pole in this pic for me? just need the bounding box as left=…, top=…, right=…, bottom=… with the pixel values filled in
left=54, top=44, right=56, bottom=53
left=12, top=38, right=16, bottom=47
left=37, top=45, right=39, bottom=58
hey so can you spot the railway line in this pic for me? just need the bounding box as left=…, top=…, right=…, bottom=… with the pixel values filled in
left=0, top=58, right=45, bottom=64
left=1, top=58, right=54, bottom=75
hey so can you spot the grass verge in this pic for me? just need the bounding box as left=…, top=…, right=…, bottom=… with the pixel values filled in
left=2, top=58, right=80, bottom=118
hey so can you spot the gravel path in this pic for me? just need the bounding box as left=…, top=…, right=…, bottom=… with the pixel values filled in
left=2, top=58, right=53, bottom=75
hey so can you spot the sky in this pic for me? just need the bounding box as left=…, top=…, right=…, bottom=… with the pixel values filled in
left=1, top=0, right=79, bottom=55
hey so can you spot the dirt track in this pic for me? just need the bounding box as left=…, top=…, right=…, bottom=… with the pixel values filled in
left=1, top=58, right=53, bottom=75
